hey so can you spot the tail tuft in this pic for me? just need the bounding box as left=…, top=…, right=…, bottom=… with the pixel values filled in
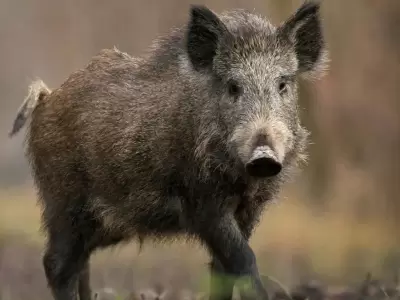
left=8, top=79, right=51, bottom=138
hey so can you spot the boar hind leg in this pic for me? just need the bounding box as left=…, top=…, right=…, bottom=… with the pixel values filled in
left=41, top=199, right=96, bottom=300
left=43, top=234, right=89, bottom=300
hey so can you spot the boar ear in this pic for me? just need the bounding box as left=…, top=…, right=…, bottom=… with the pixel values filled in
left=279, top=1, right=329, bottom=79
left=186, top=5, right=228, bottom=71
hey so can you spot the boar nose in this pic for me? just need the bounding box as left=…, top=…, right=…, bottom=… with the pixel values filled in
left=245, top=146, right=282, bottom=178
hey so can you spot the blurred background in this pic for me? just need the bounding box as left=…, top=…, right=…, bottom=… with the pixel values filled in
left=1, top=0, right=400, bottom=299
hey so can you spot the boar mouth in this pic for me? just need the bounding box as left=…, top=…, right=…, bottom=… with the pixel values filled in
left=245, top=146, right=282, bottom=178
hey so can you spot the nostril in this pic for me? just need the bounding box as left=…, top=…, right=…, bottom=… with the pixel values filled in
left=245, top=156, right=282, bottom=178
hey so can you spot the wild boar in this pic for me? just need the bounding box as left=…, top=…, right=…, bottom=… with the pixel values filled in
left=9, top=1, right=328, bottom=300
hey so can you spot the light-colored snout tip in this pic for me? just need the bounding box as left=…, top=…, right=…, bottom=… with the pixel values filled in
left=245, top=146, right=282, bottom=178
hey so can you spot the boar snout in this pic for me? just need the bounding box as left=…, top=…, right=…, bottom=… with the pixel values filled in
left=245, top=146, right=282, bottom=178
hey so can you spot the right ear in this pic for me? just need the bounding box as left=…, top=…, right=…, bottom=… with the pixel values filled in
left=186, top=5, right=228, bottom=71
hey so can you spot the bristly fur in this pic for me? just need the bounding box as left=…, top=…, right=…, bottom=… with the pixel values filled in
left=9, top=2, right=328, bottom=299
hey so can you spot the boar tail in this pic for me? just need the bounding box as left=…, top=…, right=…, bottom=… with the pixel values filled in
left=8, top=79, right=51, bottom=138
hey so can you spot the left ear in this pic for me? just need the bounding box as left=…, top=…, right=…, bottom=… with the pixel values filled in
left=278, top=1, right=329, bottom=79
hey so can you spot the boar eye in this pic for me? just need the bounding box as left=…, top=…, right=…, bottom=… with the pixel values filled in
left=278, top=80, right=288, bottom=95
left=227, top=80, right=242, bottom=98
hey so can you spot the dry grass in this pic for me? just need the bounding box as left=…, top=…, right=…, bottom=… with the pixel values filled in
left=0, top=185, right=42, bottom=242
